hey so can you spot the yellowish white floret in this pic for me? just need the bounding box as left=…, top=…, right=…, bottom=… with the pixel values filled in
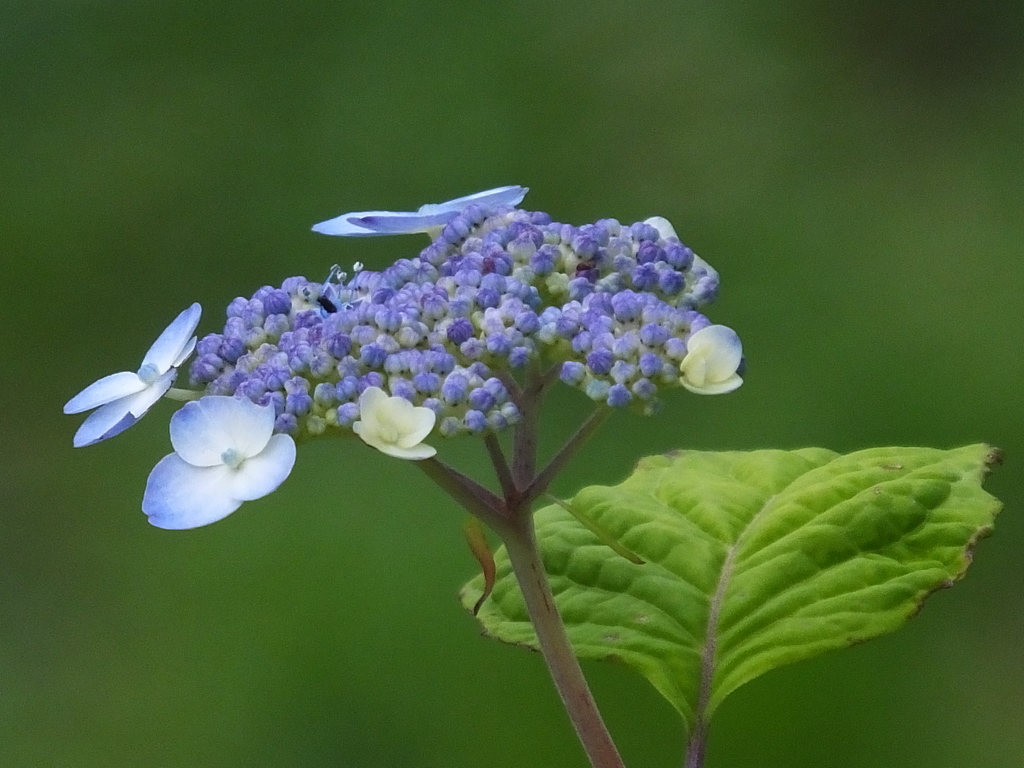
left=679, top=325, right=744, bottom=395
left=353, top=387, right=437, bottom=460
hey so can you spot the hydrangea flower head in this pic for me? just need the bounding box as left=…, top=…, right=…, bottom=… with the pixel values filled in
left=142, top=396, right=296, bottom=529
left=188, top=198, right=741, bottom=441
left=65, top=187, right=744, bottom=527
left=63, top=303, right=201, bottom=447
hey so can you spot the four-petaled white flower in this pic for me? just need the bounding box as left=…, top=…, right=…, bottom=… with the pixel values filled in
left=679, top=325, right=744, bottom=395
left=353, top=387, right=437, bottom=460
left=312, top=185, right=528, bottom=237
left=64, top=303, right=202, bottom=447
left=142, top=396, right=297, bottom=529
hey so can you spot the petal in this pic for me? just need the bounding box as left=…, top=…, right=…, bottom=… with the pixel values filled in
left=73, top=398, right=138, bottom=447
left=64, top=371, right=146, bottom=414
left=418, top=185, right=528, bottom=215
left=170, top=396, right=275, bottom=467
left=395, top=406, right=436, bottom=449
left=311, top=210, right=404, bottom=236
left=644, top=216, right=679, bottom=240
left=375, top=441, right=437, bottom=460
left=681, top=373, right=743, bottom=395
left=126, top=369, right=176, bottom=417
left=352, top=211, right=458, bottom=234
left=357, top=386, right=391, bottom=422
left=679, top=354, right=708, bottom=387
left=141, top=303, right=202, bottom=373
left=142, top=454, right=242, bottom=529
left=688, top=325, right=742, bottom=382
left=227, top=434, right=296, bottom=501
left=172, top=335, right=198, bottom=368
left=311, top=186, right=528, bottom=237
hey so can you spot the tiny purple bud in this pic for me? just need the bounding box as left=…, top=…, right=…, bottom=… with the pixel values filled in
left=337, top=402, right=360, bottom=427
left=658, top=270, right=685, bottom=295
left=468, top=388, right=496, bottom=411
left=640, top=324, right=670, bottom=347
left=464, top=410, right=488, bottom=432
left=607, top=384, right=632, bottom=407
left=413, top=371, right=440, bottom=394
left=447, top=318, right=475, bottom=345
left=639, top=352, right=663, bottom=377
left=561, top=361, right=586, bottom=385
left=286, top=393, right=313, bottom=416
left=360, top=343, right=387, bottom=367
left=632, top=378, right=657, bottom=399
left=390, top=378, right=416, bottom=401
left=275, top=413, right=298, bottom=435
left=587, top=350, right=614, bottom=375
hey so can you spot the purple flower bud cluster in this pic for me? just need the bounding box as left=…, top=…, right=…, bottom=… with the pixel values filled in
left=190, top=205, right=727, bottom=439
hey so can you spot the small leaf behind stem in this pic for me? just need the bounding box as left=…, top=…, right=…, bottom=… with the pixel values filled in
left=463, top=518, right=496, bottom=616
left=461, top=445, right=1002, bottom=738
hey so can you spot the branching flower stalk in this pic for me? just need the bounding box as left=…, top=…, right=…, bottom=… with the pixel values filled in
left=64, top=186, right=744, bottom=768
left=419, top=367, right=624, bottom=768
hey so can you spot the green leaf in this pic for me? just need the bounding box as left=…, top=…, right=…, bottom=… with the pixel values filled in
left=461, top=445, right=1001, bottom=734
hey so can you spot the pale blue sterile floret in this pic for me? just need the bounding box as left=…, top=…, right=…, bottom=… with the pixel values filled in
left=63, top=303, right=202, bottom=447
left=311, top=185, right=528, bottom=237
left=142, top=396, right=297, bottom=529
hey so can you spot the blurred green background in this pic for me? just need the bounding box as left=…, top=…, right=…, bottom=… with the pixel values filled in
left=3, top=1, right=1022, bottom=766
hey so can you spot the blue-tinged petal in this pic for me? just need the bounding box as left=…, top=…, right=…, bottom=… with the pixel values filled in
left=127, top=369, right=176, bottom=417
left=172, top=335, right=198, bottom=368
left=312, top=186, right=528, bottom=237
left=170, top=396, right=275, bottom=467
left=418, top=185, right=528, bottom=216
left=143, top=455, right=242, bottom=529
left=64, top=371, right=146, bottom=414
left=141, top=303, right=202, bottom=373
left=311, top=210, right=399, bottom=236
left=352, top=211, right=457, bottom=234
left=73, top=398, right=137, bottom=447
left=227, top=434, right=296, bottom=501
left=690, top=325, right=742, bottom=380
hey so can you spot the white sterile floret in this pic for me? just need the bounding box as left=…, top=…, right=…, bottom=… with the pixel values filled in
left=679, top=325, right=744, bottom=395
left=311, top=185, right=527, bottom=236
left=63, top=303, right=202, bottom=447
left=353, top=387, right=437, bottom=460
left=142, top=397, right=296, bottom=529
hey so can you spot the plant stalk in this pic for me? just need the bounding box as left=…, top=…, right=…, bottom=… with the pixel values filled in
left=497, top=511, right=626, bottom=768
left=419, top=381, right=625, bottom=768
left=683, top=723, right=708, bottom=768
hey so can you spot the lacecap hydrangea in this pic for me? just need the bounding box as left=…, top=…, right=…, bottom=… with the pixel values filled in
left=189, top=190, right=742, bottom=441
left=64, top=186, right=743, bottom=528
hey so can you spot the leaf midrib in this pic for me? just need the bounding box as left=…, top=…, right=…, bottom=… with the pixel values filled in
left=692, top=493, right=777, bottom=731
